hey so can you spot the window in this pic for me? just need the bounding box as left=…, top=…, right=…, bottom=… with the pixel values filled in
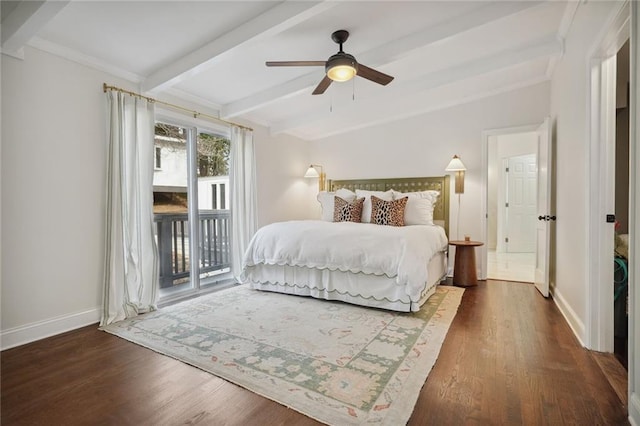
left=152, top=121, right=232, bottom=302
left=220, top=183, right=226, bottom=209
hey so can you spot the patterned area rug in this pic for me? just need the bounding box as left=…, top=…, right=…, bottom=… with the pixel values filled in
left=102, top=285, right=464, bottom=425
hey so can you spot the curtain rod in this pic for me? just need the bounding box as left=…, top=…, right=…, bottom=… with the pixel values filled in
left=103, top=83, right=253, bottom=132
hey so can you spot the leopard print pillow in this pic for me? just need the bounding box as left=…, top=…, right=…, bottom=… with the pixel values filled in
left=370, top=195, right=408, bottom=226
left=333, top=196, right=364, bottom=223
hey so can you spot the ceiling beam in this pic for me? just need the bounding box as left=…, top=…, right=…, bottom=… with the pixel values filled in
left=270, top=35, right=562, bottom=135
left=142, top=1, right=337, bottom=93
left=221, top=1, right=543, bottom=119
left=1, top=0, right=69, bottom=58
left=546, top=0, right=579, bottom=77
left=301, top=75, right=551, bottom=141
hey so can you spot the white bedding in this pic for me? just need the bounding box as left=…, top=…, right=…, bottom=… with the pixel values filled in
left=241, top=220, right=448, bottom=304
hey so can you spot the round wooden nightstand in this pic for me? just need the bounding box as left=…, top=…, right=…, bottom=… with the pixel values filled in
left=449, top=240, right=484, bottom=287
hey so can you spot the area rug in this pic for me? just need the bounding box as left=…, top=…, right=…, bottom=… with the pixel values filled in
left=102, top=285, right=464, bottom=425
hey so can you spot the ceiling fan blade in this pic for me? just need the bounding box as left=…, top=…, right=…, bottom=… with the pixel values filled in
left=356, top=64, right=394, bottom=86
left=266, top=61, right=325, bottom=67
left=312, top=75, right=332, bottom=95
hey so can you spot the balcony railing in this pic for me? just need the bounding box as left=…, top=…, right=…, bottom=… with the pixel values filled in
left=154, top=210, right=231, bottom=288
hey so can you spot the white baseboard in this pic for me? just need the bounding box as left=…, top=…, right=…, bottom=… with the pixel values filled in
left=551, top=288, right=586, bottom=347
left=0, top=308, right=101, bottom=350
left=630, top=393, right=640, bottom=426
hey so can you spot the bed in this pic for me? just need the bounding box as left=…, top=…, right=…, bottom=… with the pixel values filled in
left=241, top=176, right=450, bottom=312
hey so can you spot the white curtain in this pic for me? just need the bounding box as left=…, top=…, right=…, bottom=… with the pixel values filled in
left=230, top=126, right=258, bottom=281
left=101, top=91, right=159, bottom=326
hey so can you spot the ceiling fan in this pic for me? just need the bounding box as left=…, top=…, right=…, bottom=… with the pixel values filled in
left=266, top=30, right=394, bottom=95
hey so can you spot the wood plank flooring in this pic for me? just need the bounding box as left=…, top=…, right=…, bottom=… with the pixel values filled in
left=1, top=280, right=629, bottom=425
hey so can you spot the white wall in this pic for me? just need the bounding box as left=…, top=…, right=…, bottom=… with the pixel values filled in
left=197, top=177, right=229, bottom=210
left=252, top=124, right=317, bottom=227
left=549, top=0, right=623, bottom=344
left=309, top=82, right=550, bottom=268
left=0, top=46, right=311, bottom=348
left=153, top=140, right=188, bottom=189
left=1, top=47, right=122, bottom=346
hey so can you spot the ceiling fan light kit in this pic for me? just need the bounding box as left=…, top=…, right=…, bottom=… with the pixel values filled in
left=326, top=54, right=358, bottom=82
left=266, top=29, right=394, bottom=95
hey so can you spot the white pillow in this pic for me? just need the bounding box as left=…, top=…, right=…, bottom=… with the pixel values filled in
left=392, top=190, right=440, bottom=225
left=317, top=189, right=356, bottom=221
left=355, top=189, right=394, bottom=223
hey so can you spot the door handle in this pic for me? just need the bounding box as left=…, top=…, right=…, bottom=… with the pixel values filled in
left=538, top=215, right=545, bottom=221
left=547, top=215, right=556, bottom=221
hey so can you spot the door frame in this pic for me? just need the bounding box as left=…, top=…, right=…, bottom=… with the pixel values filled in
left=481, top=124, right=540, bottom=280
left=628, top=3, right=639, bottom=423
left=586, top=0, right=629, bottom=352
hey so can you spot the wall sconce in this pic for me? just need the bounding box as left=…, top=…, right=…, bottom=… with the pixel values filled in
left=445, top=155, right=466, bottom=194
left=304, top=164, right=326, bottom=191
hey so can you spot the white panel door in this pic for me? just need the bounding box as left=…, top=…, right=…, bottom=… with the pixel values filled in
left=534, top=117, right=552, bottom=297
left=506, top=154, right=537, bottom=253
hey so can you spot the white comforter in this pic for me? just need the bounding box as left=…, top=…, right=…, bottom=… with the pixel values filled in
left=241, top=220, right=448, bottom=298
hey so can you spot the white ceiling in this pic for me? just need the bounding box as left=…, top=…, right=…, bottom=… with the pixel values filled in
left=1, top=1, right=576, bottom=141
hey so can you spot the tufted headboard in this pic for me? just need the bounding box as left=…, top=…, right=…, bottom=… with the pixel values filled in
left=327, top=175, right=450, bottom=237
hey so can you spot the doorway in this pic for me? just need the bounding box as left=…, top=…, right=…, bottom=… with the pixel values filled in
left=588, top=3, right=636, bottom=423
left=485, top=130, right=538, bottom=283
left=587, top=1, right=630, bottom=354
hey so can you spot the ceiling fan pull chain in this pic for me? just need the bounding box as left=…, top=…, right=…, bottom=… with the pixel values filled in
left=352, top=78, right=355, bottom=101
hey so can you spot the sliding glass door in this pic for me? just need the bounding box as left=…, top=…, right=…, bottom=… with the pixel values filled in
left=195, top=130, right=232, bottom=285
left=152, top=120, right=232, bottom=301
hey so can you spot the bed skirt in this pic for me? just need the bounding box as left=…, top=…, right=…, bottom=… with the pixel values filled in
left=244, top=251, right=447, bottom=312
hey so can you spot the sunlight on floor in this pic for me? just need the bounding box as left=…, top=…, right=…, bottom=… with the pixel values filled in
left=487, top=250, right=535, bottom=283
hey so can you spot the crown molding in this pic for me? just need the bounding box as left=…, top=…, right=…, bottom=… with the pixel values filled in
left=28, top=36, right=143, bottom=83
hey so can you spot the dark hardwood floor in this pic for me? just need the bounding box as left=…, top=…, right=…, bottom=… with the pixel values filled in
left=1, top=280, right=629, bottom=425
